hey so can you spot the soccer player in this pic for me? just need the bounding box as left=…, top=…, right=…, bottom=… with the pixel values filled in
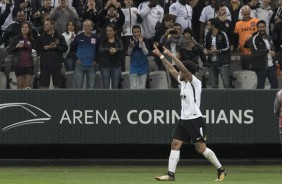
left=152, top=45, right=226, bottom=182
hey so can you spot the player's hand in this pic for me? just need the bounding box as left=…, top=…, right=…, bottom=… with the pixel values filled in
left=152, top=44, right=161, bottom=57
left=162, top=46, right=172, bottom=57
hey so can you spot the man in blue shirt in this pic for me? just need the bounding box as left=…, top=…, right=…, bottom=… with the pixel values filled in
left=70, top=19, right=98, bottom=89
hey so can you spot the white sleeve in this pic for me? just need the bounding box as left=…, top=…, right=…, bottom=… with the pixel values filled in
left=199, top=7, right=207, bottom=23
left=169, top=4, right=178, bottom=16
left=238, top=8, right=242, bottom=20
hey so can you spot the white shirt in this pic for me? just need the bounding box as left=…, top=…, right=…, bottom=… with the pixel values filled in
left=62, top=31, right=76, bottom=59
left=121, top=7, right=139, bottom=36
left=0, top=2, right=14, bottom=31
left=199, top=5, right=231, bottom=23
left=257, top=5, right=273, bottom=35
left=263, top=38, right=273, bottom=67
left=169, top=2, right=193, bottom=31
left=178, top=75, right=202, bottom=120
left=138, top=2, right=164, bottom=39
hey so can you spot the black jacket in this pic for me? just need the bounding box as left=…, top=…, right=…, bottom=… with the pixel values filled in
left=35, top=31, right=67, bottom=68
left=97, top=7, right=125, bottom=38
left=7, top=35, right=35, bottom=67
left=98, top=37, right=124, bottom=67
left=249, top=32, right=276, bottom=70
left=205, top=30, right=231, bottom=66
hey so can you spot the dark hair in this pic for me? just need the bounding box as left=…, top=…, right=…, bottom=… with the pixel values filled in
left=132, top=24, right=141, bottom=32
left=44, top=18, right=55, bottom=25
left=162, top=14, right=175, bottom=23
left=185, top=61, right=198, bottom=74
left=215, top=3, right=225, bottom=12
left=173, top=22, right=181, bottom=28
left=257, top=20, right=266, bottom=27
left=183, top=27, right=193, bottom=35
left=66, top=19, right=78, bottom=35
left=208, top=18, right=220, bottom=29
left=106, top=24, right=118, bottom=40
left=21, top=21, right=34, bottom=41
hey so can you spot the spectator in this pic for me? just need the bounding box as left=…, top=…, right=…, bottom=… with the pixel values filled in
left=216, top=4, right=234, bottom=51
left=0, top=0, right=12, bottom=26
left=204, top=18, right=231, bottom=88
left=234, top=5, right=259, bottom=70
left=3, top=11, right=39, bottom=47
left=35, top=0, right=53, bottom=34
left=178, top=27, right=206, bottom=69
left=121, top=0, right=142, bottom=64
left=249, top=20, right=278, bottom=89
left=238, top=0, right=258, bottom=20
left=35, top=18, right=68, bottom=89
left=98, top=24, right=124, bottom=89
left=153, top=14, right=175, bottom=70
left=199, top=0, right=231, bottom=44
left=7, top=21, right=35, bottom=89
left=127, top=24, right=149, bottom=89
left=169, top=0, right=193, bottom=31
left=256, top=0, right=273, bottom=35
left=13, top=0, right=42, bottom=21
left=50, top=0, right=73, bottom=8
left=190, top=0, right=210, bottom=43
left=72, top=0, right=88, bottom=17
left=138, top=0, right=164, bottom=48
left=0, top=0, right=12, bottom=45
left=80, top=0, right=98, bottom=32
left=48, top=0, right=79, bottom=34
left=70, top=19, right=99, bottom=89
left=62, top=19, right=78, bottom=71
left=97, top=0, right=125, bottom=39
left=160, top=22, right=182, bottom=88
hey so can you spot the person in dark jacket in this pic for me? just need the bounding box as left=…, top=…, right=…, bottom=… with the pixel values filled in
left=3, top=11, right=39, bottom=47
left=7, top=21, right=35, bottom=89
left=97, top=0, right=125, bottom=39
left=249, top=20, right=278, bottom=89
left=204, top=18, right=231, bottom=88
left=98, top=23, right=124, bottom=89
left=35, top=18, right=67, bottom=89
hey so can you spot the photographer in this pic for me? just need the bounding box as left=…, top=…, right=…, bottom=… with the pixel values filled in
left=160, top=22, right=182, bottom=88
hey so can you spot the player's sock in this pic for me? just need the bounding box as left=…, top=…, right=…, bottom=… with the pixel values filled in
left=168, top=150, right=180, bottom=174
left=202, top=148, right=222, bottom=169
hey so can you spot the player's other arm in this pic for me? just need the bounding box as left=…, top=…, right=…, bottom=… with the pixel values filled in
left=152, top=45, right=178, bottom=81
left=162, top=46, right=193, bottom=82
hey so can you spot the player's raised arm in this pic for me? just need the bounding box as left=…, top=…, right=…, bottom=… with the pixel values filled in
left=152, top=45, right=179, bottom=81
left=162, top=46, right=193, bottom=83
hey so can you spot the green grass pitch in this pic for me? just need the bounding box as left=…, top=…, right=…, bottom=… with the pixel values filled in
left=0, top=165, right=281, bottom=184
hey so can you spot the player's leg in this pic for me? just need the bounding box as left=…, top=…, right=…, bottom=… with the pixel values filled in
left=155, top=120, right=188, bottom=181
left=191, top=117, right=226, bottom=181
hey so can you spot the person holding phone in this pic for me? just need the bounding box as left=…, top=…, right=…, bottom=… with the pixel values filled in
left=7, top=21, right=35, bottom=89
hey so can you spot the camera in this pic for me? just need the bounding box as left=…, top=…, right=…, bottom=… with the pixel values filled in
left=168, top=30, right=177, bottom=34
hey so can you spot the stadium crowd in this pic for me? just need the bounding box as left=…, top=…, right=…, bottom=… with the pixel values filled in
left=0, top=0, right=282, bottom=89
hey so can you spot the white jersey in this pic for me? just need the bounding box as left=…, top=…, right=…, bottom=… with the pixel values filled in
left=257, top=5, right=273, bottom=35
left=169, top=2, right=193, bottom=31
left=199, top=5, right=231, bottom=23
left=138, top=2, right=164, bottom=39
left=121, top=7, right=139, bottom=36
left=178, top=75, right=202, bottom=120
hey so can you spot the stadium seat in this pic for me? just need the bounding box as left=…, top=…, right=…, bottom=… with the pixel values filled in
left=8, top=72, right=17, bottom=89
left=233, top=70, right=257, bottom=89
left=65, top=71, right=75, bottom=89
left=0, top=71, right=7, bottom=89
left=149, top=71, right=168, bottom=89
left=95, top=71, right=103, bottom=89
left=121, top=71, right=130, bottom=89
